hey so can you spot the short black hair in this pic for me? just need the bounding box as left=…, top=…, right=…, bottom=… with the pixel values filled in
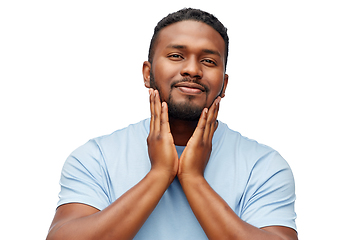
left=148, top=8, right=229, bottom=69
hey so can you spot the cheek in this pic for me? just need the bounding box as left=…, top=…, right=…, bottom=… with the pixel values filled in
left=205, top=72, right=225, bottom=95
left=152, top=61, right=180, bottom=100
left=153, top=61, right=181, bottom=86
left=153, top=58, right=181, bottom=81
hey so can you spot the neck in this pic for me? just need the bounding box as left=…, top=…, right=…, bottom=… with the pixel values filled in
left=169, top=117, right=198, bottom=146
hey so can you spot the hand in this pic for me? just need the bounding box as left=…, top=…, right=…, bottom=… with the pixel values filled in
left=178, top=97, right=221, bottom=181
left=147, top=89, right=178, bottom=180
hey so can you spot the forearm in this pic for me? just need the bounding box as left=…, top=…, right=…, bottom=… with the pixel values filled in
left=180, top=176, right=285, bottom=240
left=47, top=170, right=173, bottom=240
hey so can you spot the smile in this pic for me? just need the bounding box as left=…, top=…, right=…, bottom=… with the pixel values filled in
left=173, top=82, right=206, bottom=95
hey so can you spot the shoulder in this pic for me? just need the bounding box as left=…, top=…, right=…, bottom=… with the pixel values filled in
left=217, top=122, right=296, bottom=230
left=217, top=121, right=293, bottom=179
left=217, top=121, right=278, bottom=160
left=65, top=119, right=150, bottom=167
left=94, top=119, right=149, bottom=146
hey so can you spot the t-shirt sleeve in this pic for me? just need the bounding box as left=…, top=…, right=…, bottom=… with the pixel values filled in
left=240, top=150, right=297, bottom=231
left=57, top=140, right=110, bottom=210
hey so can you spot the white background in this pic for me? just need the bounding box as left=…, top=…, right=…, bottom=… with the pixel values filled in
left=1, top=1, right=359, bottom=239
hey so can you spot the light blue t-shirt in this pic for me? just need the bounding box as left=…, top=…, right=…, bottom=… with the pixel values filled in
left=58, top=119, right=296, bottom=239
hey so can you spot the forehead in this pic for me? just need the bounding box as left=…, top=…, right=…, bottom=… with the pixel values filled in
left=154, top=20, right=226, bottom=58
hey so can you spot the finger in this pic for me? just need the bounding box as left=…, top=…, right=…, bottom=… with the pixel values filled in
left=160, top=101, right=171, bottom=134
left=213, top=97, right=221, bottom=120
left=192, top=108, right=208, bottom=140
left=149, top=88, right=155, bottom=133
left=203, top=97, right=220, bottom=140
left=209, top=97, right=221, bottom=139
left=154, top=90, right=162, bottom=133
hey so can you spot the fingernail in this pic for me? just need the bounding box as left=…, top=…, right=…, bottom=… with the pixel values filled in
left=217, top=98, right=221, bottom=105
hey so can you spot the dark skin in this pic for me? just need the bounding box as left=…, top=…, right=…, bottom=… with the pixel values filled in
left=47, top=21, right=298, bottom=240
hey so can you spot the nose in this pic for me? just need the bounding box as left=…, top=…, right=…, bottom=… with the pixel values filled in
left=180, top=56, right=203, bottom=79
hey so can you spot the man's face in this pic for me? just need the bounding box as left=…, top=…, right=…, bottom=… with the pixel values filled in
left=144, top=20, right=228, bottom=121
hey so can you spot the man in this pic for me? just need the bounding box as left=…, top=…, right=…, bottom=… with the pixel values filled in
left=47, top=8, right=297, bottom=240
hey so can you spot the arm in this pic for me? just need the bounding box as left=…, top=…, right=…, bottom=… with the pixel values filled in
left=179, top=175, right=297, bottom=240
left=47, top=89, right=178, bottom=240
left=178, top=98, right=298, bottom=240
left=47, top=170, right=172, bottom=240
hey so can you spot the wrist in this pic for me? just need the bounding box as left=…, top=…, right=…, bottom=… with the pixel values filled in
left=178, top=172, right=206, bottom=187
left=148, top=168, right=177, bottom=186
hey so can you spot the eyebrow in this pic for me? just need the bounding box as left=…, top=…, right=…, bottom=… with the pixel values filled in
left=202, top=49, right=221, bottom=57
left=166, top=44, right=186, bottom=50
left=166, top=44, right=221, bottom=57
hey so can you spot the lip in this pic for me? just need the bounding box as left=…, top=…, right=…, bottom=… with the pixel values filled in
left=174, top=82, right=206, bottom=92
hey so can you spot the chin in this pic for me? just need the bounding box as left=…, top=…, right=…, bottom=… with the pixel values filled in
left=167, top=101, right=203, bottom=121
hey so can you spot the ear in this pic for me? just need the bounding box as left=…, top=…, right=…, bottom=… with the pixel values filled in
left=142, top=61, right=151, bottom=88
left=220, top=74, right=229, bottom=98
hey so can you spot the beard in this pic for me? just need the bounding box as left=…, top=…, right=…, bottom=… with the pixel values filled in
left=167, top=96, right=204, bottom=121
left=150, top=71, right=206, bottom=121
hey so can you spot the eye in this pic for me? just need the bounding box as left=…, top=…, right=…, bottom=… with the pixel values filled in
left=168, top=54, right=183, bottom=60
left=202, top=59, right=217, bottom=66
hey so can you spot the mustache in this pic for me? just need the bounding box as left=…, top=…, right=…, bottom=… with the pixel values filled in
left=170, top=78, right=209, bottom=92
